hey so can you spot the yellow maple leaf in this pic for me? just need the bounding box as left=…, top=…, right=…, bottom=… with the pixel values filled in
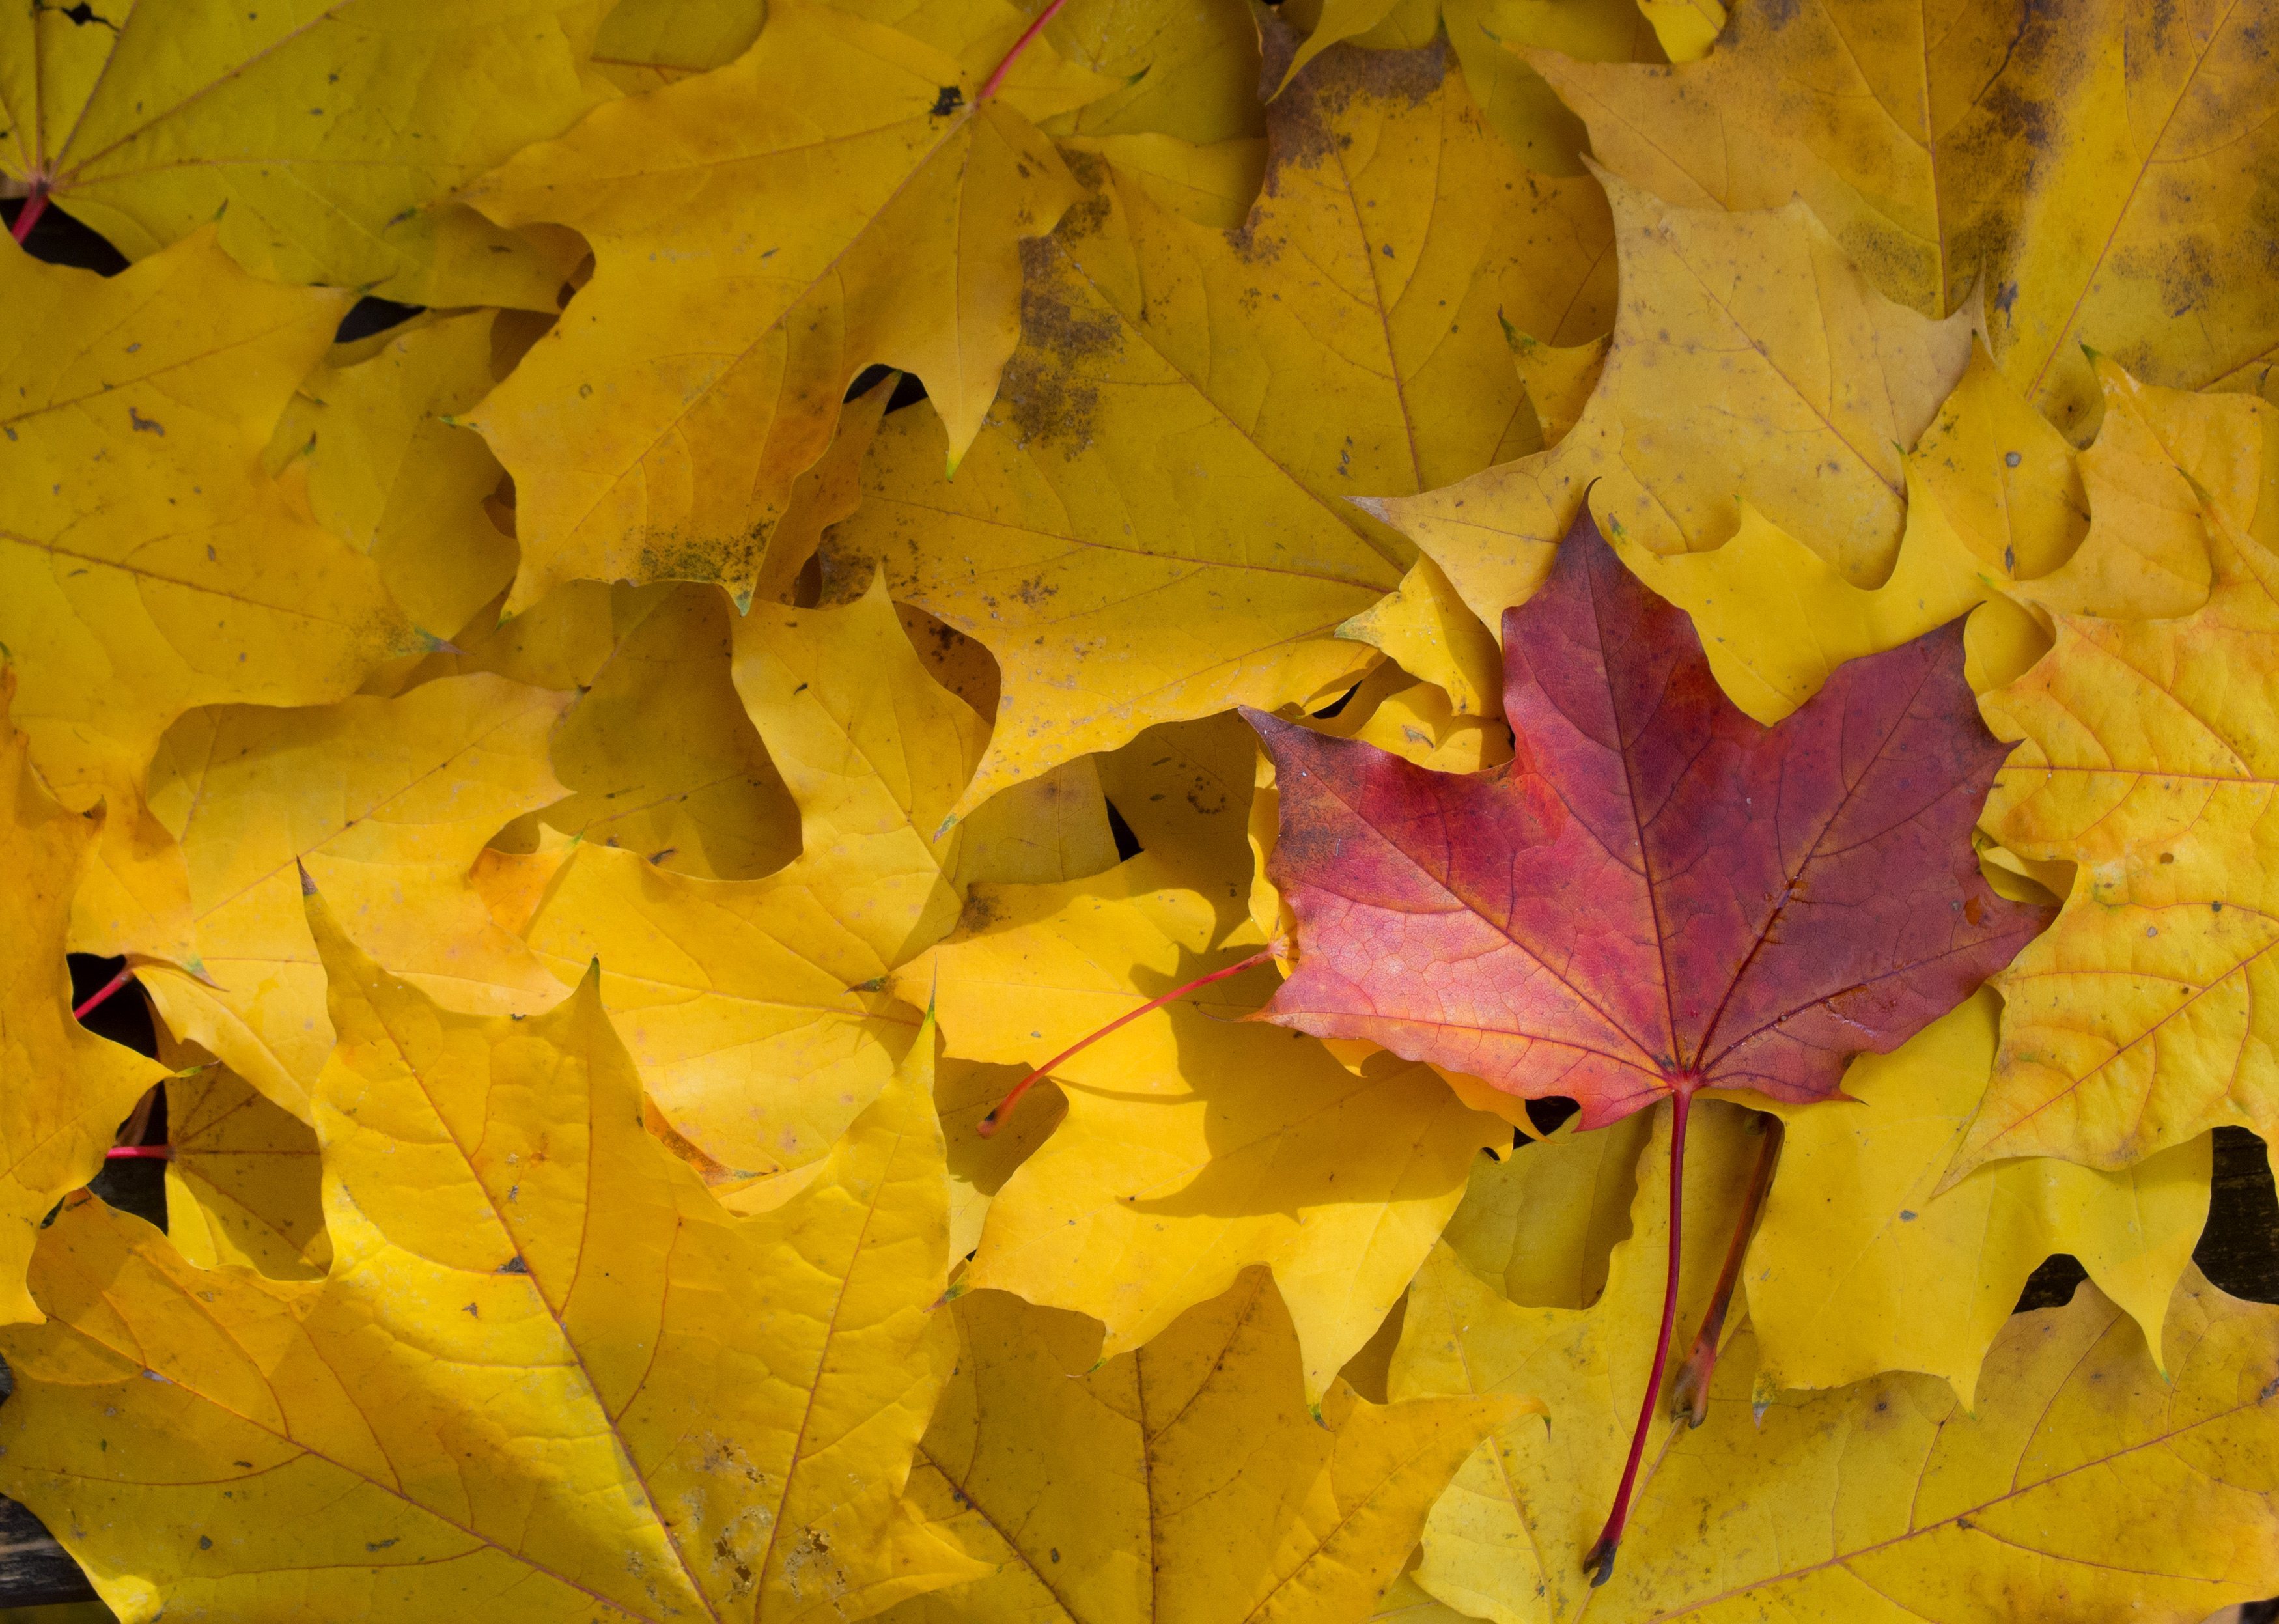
left=464, top=0, right=1113, bottom=618
left=269, top=310, right=520, bottom=638
left=891, top=850, right=1508, bottom=1399
left=1093, top=710, right=1263, bottom=876
left=0, top=889, right=981, bottom=1622
left=0, top=669, right=168, bottom=1324
left=1430, top=1270, right=2279, bottom=1619
left=1270, top=0, right=1660, bottom=172
left=503, top=576, right=987, bottom=1190
left=154, top=1030, right=329, bottom=1282
left=1398, top=1109, right=2279, bottom=1619
left=132, top=674, right=573, bottom=1119
left=0, top=231, right=416, bottom=964
left=1746, top=988, right=2210, bottom=1405
left=828, top=31, right=1612, bottom=813
left=1531, top=0, right=2279, bottom=435
left=0, top=0, right=615, bottom=302
left=884, top=1273, right=1517, bottom=1623
left=1956, top=387, right=2279, bottom=1175
left=503, top=583, right=805, bottom=881
left=1440, top=1114, right=1654, bottom=1312
left=1374, top=174, right=1974, bottom=637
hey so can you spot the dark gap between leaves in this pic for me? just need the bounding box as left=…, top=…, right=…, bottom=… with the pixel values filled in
left=4, top=197, right=128, bottom=273
left=1104, top=799, right=1143, bottom=861
left=335, top=294, right=423, bottom=344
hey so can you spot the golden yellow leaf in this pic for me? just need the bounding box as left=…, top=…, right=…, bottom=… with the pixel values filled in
left=2006, top=355, right=2239, bottom=624
left=1389, top=1100, right=1780, bottom=1624
left=0, top=893, right=980, bottom=1623
left=269, top=311, right=520, bottom=638
left=1961, top=389, right=2279, bottom=1173
left=1370, top=1571, right=1483, bottom=1624
left=132, top=675, right=572, bottom=1120
left=0, top=229, right=411, bottom=860
left=1440, top=1115, right=1653, bottom=1312
left=829, top=31, right=1614, bottom=812
left=0, top=0, right=617, bottom=301
left=1746, top=988, right=2211, bottom=1405
left=883, top=1273, right=1515, bottom=1624
left=510, top=576, right=986, bottom=1186
left=1505, top=329, right=1606, bottom=449
left=1910, top=337, right=2088, bottom=582
left=0, top=670, right=168, bottom=1325
left=750, top=371, right=898, bottom=610
left=1093, top=710, right=1262, bottom=875
left=893, top=851, right=1508, bottom=1399
left=1419, top=1270, right=2279, bottom=1621
left=1632, top=0, right=1721, bottom=61
left=953, top=755, right=1119, bottom=888
left=1042, top=0, right=1265, bottom=146
left=589, top=0, right=766, bottom=92
left=464, top=0, right=1111, bottom=617
left=501, top=583, right=804, bottom=882
left=1056, top=131, right=1267, bottom=231
left=934, top=1056, right=1061, bottom=1259
left=1337, top=556, right=1505, bottom=719
left=1531, top=0, right=2279, bottom=435
left=1273, top=0, right=1660, bottom=175
left=154, top=1033, right=329, bottom=1283
left=1376, top=176, right=1974, bottom=636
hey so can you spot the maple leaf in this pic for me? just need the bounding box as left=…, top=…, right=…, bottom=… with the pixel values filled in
left=825, top=25, right=1615, bottom=814
left=1957, top=384, right=2279, bottom=1177
left=128, top=674, right=573, bottom=1121
left=1531, top=0, right=2279, bottom=434
left=462, top=0, right=1113, bottom=617
left=0, top=888, right=981, bottom=1621
left=1245, top=509, right=2048, bottom=1129
left=0, top=669, right=169, bottom=1324
left=1373, top=174, right=1975, bottom=639
left=154, top=1030, right=329, bottom=1282
left=0, top=231, right=417, bottom=964
left=1398, top=1116, right=2279, bottom=1623
left=882, top=1272, right=1517, bottom=1624
left=895, top=850, right=1507, bottom=1399
left=496, top=576, right=988, bottom=1192
left=1246, top=509, right=2048, bottom=1569
left=1746, top=987, right=2210, bottom=1404
left=0, top=0, right=614, bottom=302
left=1272, top=0, right=1665, bottom=170
left=268, top=311, right=521, bottom=639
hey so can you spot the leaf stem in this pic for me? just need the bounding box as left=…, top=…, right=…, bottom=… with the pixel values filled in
left=74, top=966, right=135, bottom=1022
left=10, top=184, right=48, bottom=245
left=1667, top=1113, right=1783, bottom=1428
left=979, top=0, right=1072, bottom=101
left=977, top=945, right=1279, bottom=1137
left=1584, top=1085, right=1692, bottom=1589
left=104, top=1145, right=173, bottom=1161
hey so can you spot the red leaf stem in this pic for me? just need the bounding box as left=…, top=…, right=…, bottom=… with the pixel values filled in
left=1667, top=1113, right=1785, bottom=1428
left=74, top=966, right=135, bottom=1022
left=977, top=945, right=1279, bottom=1137
left=979, top=0, right=1072, bottom=100
left=1583, top=1086, right=1693, bottom=1588
left=104, top=1145, right=173, bottom=1162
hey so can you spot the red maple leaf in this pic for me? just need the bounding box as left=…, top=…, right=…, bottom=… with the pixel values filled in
left=1242, top=509, right=2051, bottom=1579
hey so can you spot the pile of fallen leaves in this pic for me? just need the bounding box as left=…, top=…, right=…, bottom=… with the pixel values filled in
left=4, top=0, right=2278, bottom=1617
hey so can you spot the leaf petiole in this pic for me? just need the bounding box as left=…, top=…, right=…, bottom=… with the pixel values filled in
left=1584, top=1084, right=1695, bottom=1588
left=977, top=0, right=1072, bottom=102
left=9, top=184, right=48, bottom=245
left=1667, top=1113, right=1784, bottom=1429
left=977, top=945, right=1279, bottom=1137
